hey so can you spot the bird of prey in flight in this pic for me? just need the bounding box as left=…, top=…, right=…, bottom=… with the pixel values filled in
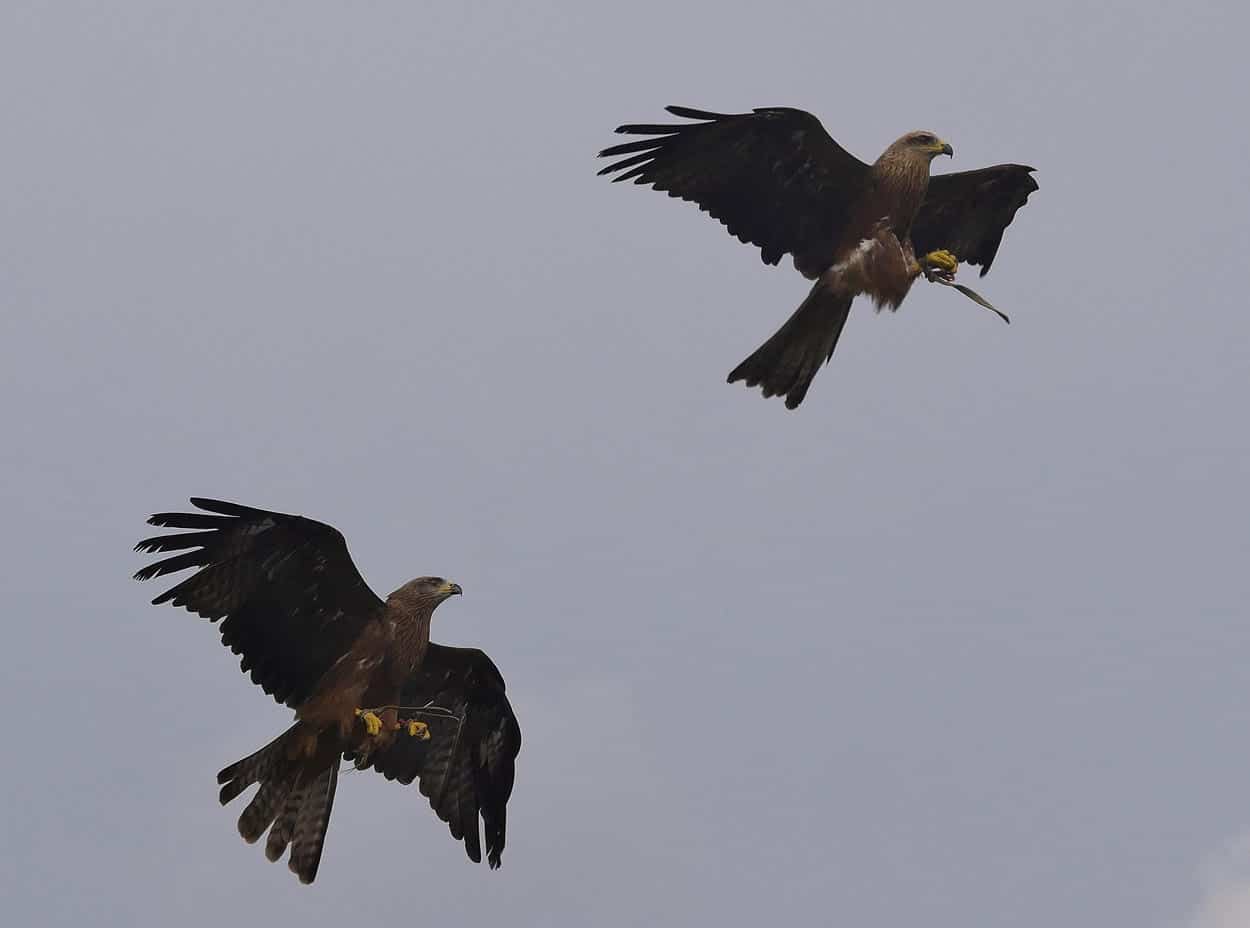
left=135, top=498, right=521, bottom=884
left=599, top=105, right=1038, bottom=408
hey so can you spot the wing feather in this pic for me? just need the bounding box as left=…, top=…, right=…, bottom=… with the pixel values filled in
left=912, top=165, right=1038, bottom=276
left=351, top=644, right=520, bottom=868
left=135, top=498, right=385, bottom=708
left=598, top=105, right=870, bottom=271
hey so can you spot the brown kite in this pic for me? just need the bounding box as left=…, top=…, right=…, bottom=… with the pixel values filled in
left=598, top=106, right=1038, bottom=408
left=134, top=498, right=521, bottom=884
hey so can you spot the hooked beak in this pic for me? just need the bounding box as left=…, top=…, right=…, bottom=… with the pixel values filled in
left=439, top=581, right=463, bottom=597
left=939, top=140, right=953, bottom=157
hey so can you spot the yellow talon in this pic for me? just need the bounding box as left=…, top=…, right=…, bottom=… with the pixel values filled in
left=405, top=720, right=431, bottom=740
left=923, top=249, right=958, bottom=274
left=355, top=709, right=383, bottom=737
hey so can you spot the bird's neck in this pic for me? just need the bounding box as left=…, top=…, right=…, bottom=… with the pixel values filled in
left=396, top=618, right=430, bottom=672
left=385, top=598, right=434, bottom=671
left=869, top=156, right=931, bottom=235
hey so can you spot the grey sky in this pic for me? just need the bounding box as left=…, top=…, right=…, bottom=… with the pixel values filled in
left=3, top=0, right=1249, bottom=925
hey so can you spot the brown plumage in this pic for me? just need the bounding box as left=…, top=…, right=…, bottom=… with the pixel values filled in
left=135, top=498, right=521, bottom=883
left=598, top=106, right=1038, bottom=409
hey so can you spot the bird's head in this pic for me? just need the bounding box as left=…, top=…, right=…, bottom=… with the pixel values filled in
left=389, top=576, right=463, bottom=609
left=897, top=130, right=953, bottom=160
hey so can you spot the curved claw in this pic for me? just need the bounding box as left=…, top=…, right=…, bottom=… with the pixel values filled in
left=922, top=249, right=959, bottom=278
left=400, top=719, right=432, bottom=741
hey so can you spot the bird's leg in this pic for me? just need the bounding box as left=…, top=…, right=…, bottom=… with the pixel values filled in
left=920, top=249, right=959, bottom=281
left=355, top=708, right=385, bottom=737
left=396, top=718, right=432, bottom=741
left=352, top=707, right=402, bottom=758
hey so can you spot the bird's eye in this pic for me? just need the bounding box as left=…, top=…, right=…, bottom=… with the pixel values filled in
left=916, top=134, right=934, bottom=145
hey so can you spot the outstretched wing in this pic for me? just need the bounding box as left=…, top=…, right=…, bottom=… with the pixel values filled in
left=598, top=105, right=870, bottom=272
left=912, top=165, right=1038, bottom=276
left=351, top=644, right=521, bottom=868
left=134, top=498, right=385, bottom=708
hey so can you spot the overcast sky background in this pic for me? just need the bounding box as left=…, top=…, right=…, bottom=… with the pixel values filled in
left=3, top=1, right=1249, bottom=925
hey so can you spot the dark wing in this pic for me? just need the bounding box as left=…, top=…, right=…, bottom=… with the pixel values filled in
left=351, top=644, right=521, bottom=868
left=134, top=498, right=385, bottom=708
left=912, top=165, right=1038, bottom=276
left=598, top=105, right=870, bottom=272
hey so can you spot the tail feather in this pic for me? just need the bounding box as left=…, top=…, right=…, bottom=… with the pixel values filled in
left=217, top=726, right=340, bottom=884
left=727, top=282, right=853, bottom=409
left=217, top=728, right=288, bottom=801
left=265, top=775, right=304, bottom=862
left=288, top=765, right=339, bottom=884
left=239, top=776, right=293, bottom=844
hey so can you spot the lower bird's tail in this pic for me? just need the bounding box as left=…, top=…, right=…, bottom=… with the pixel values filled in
left=727, top=281, right=853, bottom=409
left=217, top=725, right=340, bottom=884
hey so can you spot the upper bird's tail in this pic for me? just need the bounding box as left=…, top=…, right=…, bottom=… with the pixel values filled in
left=727, top=281, right=853, bottom=409
left=217, top=724, right=340, bottom=884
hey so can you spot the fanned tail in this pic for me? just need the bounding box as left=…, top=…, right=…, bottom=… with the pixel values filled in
left=217, top=725, right=340, bottom=884
left=727, top=281, right=853, bottom=409
left=285, top=764, right=338, bottom=884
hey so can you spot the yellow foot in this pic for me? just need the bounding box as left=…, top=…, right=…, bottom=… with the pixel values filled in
left=922, top=249, right=958, bottom=276
left=400, top=719, right=432, bottom=741
left=355, top=708, right=383, bottom=737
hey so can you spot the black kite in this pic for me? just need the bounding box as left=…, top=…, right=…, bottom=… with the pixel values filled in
left=598, top=106, right=1038, bottom=408
left=134, top=498, right=521, bottom=884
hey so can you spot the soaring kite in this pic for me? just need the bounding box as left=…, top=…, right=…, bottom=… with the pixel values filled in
left=134, top=498, right=521, bottom=884
left=598, top=106, right=1038, bottom=408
